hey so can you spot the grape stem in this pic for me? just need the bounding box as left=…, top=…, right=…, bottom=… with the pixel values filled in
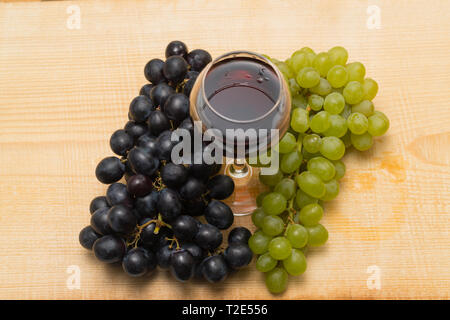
left=126, top=213, right=172, bottom=248
left=166, top=237, right=181, bottom=250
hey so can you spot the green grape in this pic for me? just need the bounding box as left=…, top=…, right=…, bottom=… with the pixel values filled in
left=321, top=179, right=339, bottom=201
left=290, top=108, right=309, bottom=133
left=280, top=150, right=302, bottom=174
left=310, top=111, right=331, bottom=133
left=374, top=110, right=389, bottom=122
left=291, top=52, right=313, bottom=73
left=262, top=215, right=285, bottom=236
left=265, top=267, right=288, bottom=294
left=277, top=132, right=297, bottom=154
left=327, top=65, right=349, bottom=88
left=343, top=81, right=364, bottom=104
left=286, top=224, right=308, bottom=248
left=303, top=134, right=322, bottom=153
left=251, top=207, right=266, bottom=228
left=275, top=61, right=294, bottom=80
left=347, top=112, right=369, bottom=134
left=323, top=114, right=348, bottom=138
left=299, top=203, right=323, bottom=226
left=248, top=231, right=272, bottom=254
left=295, top=189, right=318, bottom=209
left=346, top=62, right=366, bottom=83
left=299, top=47, right=315, bottom=55
left=282, top=249, right=307, bottom=276
left=296, top=67, right=320, bottom=88
left=296, top=171, right=326, bottom=198
left=262, top=192, right=287, bottom=215
left=308, top=94, right=324, bottom=111
left=268, top=236, right=292, bottom=260
left=312, top=52, right=333, bottom=77
left=341, top=131, right=352, bottom=148
left=362, top=78, right=378, bottom=101
left=306, top=224, right=328, bottom=246
left=324, top=92, right=346, bottom=114
left=291, top=94, right=307, bottom=110
left=256, top=191, right=271, bottom=207
left=340, top=103, right=352, bottom=119
left=320, top=136, right=345, bottom=160
left=256, top=252, right=277, bottom=272
left=368, top=113, right=389, bottom=136
left=288, top=78, right=301, bottom=96
left=310, top=77, right=332, bottom=96
left=328, top=46, right=348, bottom=66
left=259, top=169, right=283, bottom=186
left=332, top=160, right=346, bottom=180
left=307, top=156, right=336, bottom=181
left=274, top=178, right=296, bottom=200
left=351, top=100, right=374, bottom=117
left=351, top=132, right=373, bottom=151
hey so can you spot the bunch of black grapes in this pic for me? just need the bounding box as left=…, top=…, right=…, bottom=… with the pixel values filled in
left=79, top=41, right=253, bottom=283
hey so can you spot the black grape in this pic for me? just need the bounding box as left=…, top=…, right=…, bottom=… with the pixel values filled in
left=127, top=147, right=159, bottom=176
left=194, top=223, right=223, bottom=251
left=129, top=95, right=154, bottom=123
left=172, top=215, right=199, bottom=242
left=93, top=235, right=126, bottom=263
left=186, top=49, right=212, bottom=72
left=89, top=196, right=109, bottom=214
left=79, top=226, right=101, bottom=250
left=204, top=200, right=234, bottom=230
left=90, top=207, right=113, bottom=235
left=139, top=83, right=154, bottom=98
left=223, top=243, right=253, bottom=269
left=122, top=247, right=156, bottom=277
left=155, top=130, right=177, bottom=161
left=165, top=40, right=188, bottom=58
left=126, top=174, right=152, bottom=197
left=148, top=110, right=171, bottom=136
left=109, top=129, right=133, bottom=156
left=134, top=190, right=159, bottom=219
left=107, top=205, right=137, bottom=235
left=182, top=197, right=206, bottom=216
left=144, top=58, right=166, bottom=84
left=106, top=183, right=133, bottom=207
left=124, top=120, right=148, bottom=142
left=179, top=177, right=206, bottom=200
left=163, top=56, right=188, bottom=84
left=207, top=174, right=235, bottom=200
left=150, top=83, right=174, bottom=108
left=161, top=163, right=188, bottom=189
left=136, top=133, right=158, bottom=156
left=188, top=163, right=213, bottom=182
left=202, top=255, right=228, bottom=283
left=178, top=117, right=194, bottom=136
left=157, top=188, right=182, bottom=222
left=228, top=227, right=251, bottom=245
left=156, top=244, right=174, bottom=269
left=164, top=93, right=190, bottom=122
left=140, top=220, right=159, bottom=247
left=182, top=242, right=205, bottom=264
left=95, top=156, right=125, bottom=184
left=170, top=250, right=195, bottom=282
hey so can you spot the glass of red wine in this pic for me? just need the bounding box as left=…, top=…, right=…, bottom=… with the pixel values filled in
left=190, top=51, right=291, bottom=215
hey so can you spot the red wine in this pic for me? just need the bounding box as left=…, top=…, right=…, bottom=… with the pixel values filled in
left=204, top=57, right=280, bottom=122
left=190, top=54, right=290, bottom=157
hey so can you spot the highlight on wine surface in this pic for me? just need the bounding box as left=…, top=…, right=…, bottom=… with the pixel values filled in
left=80, top=40, right=390, bottom=295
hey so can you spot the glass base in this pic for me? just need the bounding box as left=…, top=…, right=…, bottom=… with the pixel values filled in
left=222, top=164, right=267, bottom=216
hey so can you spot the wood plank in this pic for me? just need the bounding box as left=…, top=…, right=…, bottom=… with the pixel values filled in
left=0, top=0, right=449, bottom=299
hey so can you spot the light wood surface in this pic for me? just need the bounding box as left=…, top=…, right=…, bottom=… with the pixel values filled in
left=0, top=0, right=449, bottom=300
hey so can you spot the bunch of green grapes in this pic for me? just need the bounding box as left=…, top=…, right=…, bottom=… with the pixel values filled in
left=251, top=47, right=389, bottom=294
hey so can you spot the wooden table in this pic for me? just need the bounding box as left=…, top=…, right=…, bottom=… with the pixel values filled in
left=0, top=0, right=448, bottom=300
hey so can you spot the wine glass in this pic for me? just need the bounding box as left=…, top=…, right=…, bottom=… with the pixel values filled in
left=189, top=51, right=291, bottom=215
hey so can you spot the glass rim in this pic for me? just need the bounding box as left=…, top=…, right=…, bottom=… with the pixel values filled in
left=199, top=50, right=285, bottom=124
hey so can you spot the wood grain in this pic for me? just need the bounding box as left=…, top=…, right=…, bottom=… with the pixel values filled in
left=0, top=0, right=449, bottom=300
